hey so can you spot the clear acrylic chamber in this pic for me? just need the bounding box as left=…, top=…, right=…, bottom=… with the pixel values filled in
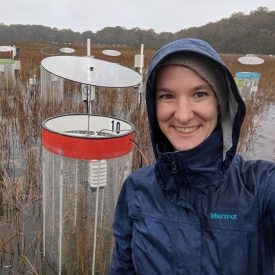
left=42, top=114, right=135, bottom=275
left=0, top=59, right=15, bottom=90
left=40, top=67, right=64, bottom=104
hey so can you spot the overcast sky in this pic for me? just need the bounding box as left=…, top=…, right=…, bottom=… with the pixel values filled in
left=1, top=0, right=275, bottom=34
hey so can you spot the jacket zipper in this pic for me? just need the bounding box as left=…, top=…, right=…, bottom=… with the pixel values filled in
left=171, top=162, right=177, bottom=173
left=170, top=154, right=177, bottom=174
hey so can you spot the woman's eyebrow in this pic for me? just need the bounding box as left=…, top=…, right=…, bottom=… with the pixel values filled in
left=156, top=84, right=213, bottom=92
left=155, top=87, right=173, bottom=93
left=193, top=84, right=213, bottom=90
left=192, top=84, right=215, bottom=93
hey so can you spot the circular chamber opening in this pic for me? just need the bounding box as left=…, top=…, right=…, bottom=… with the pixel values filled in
left=42, top=114, right=135, bottom=159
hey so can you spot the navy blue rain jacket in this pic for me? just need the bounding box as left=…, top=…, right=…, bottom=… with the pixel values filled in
left=109, top=38, right=275, bottom=274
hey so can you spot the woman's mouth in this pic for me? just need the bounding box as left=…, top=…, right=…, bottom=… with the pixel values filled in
left=174, top=126, right=199, bottom=133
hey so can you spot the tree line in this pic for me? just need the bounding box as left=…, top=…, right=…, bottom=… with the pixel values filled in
left=1, top=7, right=275, bottom=54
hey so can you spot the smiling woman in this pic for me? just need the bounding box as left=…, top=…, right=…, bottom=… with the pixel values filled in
left=109, top=38, right=275, bottom=275
left=155, top=65, right=219, bottom=151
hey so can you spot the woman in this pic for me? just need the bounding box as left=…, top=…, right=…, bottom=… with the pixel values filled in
left=109, top=38, right=275, bottom=274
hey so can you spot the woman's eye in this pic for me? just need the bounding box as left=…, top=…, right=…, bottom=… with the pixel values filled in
left=159, top=94, right=173, bottom=99
left=194, top=92, right=207, bottom=98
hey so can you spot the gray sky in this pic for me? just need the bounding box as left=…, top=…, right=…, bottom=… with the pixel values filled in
left=1, top=0, right=275, bottom=33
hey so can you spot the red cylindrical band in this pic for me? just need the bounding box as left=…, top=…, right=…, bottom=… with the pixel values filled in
left=42, top=114, right=135, bottom=160
left=42, top=128, right=135, bottom=159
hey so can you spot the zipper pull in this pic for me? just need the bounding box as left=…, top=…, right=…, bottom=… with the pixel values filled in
left=171, top=162, right=177, bottom=174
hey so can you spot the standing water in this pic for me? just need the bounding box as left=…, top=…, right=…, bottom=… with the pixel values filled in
left=243, top=104, right=275, bottom=161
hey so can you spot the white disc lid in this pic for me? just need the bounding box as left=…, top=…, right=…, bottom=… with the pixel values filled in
left=60, top=47, right=75, bottom=53
left=238, top=56, right=264, bottom=65
left=0, top=46, right=14, bottom=52
left=41, top=56, right=141, bottom=87
left=102, top=50, right=121, bottom=56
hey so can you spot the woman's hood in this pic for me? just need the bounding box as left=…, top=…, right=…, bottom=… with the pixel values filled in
left=145, top=38, right=246, bottom=164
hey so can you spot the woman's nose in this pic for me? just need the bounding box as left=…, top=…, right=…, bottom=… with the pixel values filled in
left=174, top=98, right=194, bottom=123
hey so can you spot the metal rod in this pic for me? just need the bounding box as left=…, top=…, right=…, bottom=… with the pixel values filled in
left=92, top=160, right=101, bottom=275
left=74, top=159, right=78, bottom=226
left=100, top=188, right=104, bottom=227
left=52, top=156, right=55, bottom=235
left=58, top=157, right=64, bottom=275
left=87, top=39, right=91, bottom=56
left=42, top=156, right=46, bottom=257
left=87, top=86, right=91, bottom=134
left=139, top=44, right=144, bottom=108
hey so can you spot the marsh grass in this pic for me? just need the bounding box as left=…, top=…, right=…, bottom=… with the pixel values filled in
left=222, top=54, right=275, bottom=153
left=0, top=42, right=274, bottom=274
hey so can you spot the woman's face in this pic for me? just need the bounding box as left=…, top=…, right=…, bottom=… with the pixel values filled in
left=155, top=65, right=219, bottom=151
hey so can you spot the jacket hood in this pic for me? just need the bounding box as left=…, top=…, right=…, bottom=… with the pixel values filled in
left=146, top=38, right=246, bottom=165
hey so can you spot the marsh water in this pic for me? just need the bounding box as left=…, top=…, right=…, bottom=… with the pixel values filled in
left=243, top=103, right=275, bottom=161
